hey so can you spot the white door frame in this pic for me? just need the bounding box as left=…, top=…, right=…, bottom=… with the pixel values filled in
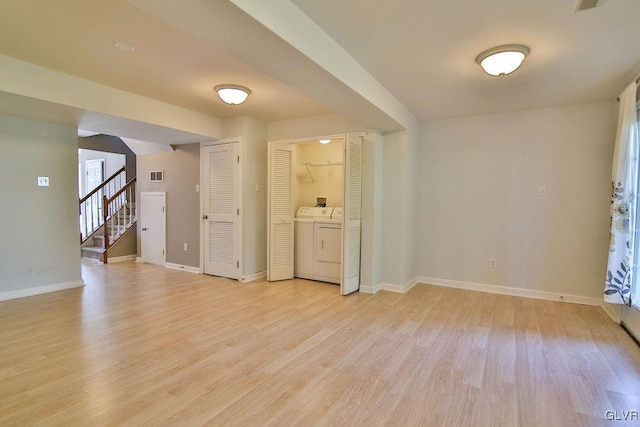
left=140, top=191, right=166, bottom=266
left=267, top=133, right=363, bottom=292
left=199, top=138, right=243, bottom=278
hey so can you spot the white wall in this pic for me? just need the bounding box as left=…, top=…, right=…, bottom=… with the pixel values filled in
left=137, top=144, right=201, bottom=268
left=294, top=140, right=344, bottom=211
left=418, top=101, right=617, bottom=299
left=78, top=149, right=126, bottom=196
left=0, top=56, right=222, bottom=141
left=223, top=116, right=268, bottom=278
left=378, top=127, right=421, bottom=287
left=380, top=130, right=408, bottom=285
left=0, top=114, right=82, bottom=298
left=268, top=113, right=369, bottom=141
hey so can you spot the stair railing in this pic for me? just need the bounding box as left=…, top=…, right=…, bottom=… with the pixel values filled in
left=102, top=177, right=137, bottom=264
left=79, top=166, right=126, bottom=243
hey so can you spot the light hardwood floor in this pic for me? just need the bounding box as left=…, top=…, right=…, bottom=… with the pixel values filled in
left=2, top=261, right=640, bottom=426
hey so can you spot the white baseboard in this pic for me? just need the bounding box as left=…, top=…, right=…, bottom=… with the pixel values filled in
left=379, top=278, right=418, bottom=294
left=359, top=283, right=381, bottom=294
left=601, top=302, right=622, bottom=323
left=135, top=257, right=143, bottom=263
left=108, top=255, right=137, bottom=263
left=165, top=263, right=200, bottom=274
left=0, top=280, right=85, bottom=302
left=241, top=271, right=266, bottom=283
left=416, top=276, right=602, bottom=306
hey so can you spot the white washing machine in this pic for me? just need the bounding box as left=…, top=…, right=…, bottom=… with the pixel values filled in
left=294, top=207, right=333, bottom=281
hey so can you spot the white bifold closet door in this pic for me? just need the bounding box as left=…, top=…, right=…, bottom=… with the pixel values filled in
left=341, top=133, right=363, bottom=295
left=203, top=143, right=240, bottom=280
left=268, top=143, right=294, bottom=281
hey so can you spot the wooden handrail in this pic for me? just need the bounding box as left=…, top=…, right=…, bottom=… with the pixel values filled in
left=80, top=166, right=126, bottom=204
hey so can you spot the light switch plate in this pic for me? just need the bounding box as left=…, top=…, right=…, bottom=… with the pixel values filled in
left=37, top=177, right=49, bottom=187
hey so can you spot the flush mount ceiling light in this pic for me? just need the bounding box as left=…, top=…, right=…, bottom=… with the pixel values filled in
left=214, top=85, right=251, bottom=105
left=476, top=44, right=530, bottom=77
left=319, top=139, right=331, bottom=144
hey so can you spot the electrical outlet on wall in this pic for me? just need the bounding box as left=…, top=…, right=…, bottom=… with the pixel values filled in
left=490, top=259, right=497, bottom=268
left=184, top=243, right=188, bottom=251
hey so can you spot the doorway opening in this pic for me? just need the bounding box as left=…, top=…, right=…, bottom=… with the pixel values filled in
left=267, top=132, right=364, bottom=295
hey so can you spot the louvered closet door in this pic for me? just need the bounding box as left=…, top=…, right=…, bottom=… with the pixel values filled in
left=341, top=133, right=363, bottom=295
left=268, top=143, right=294, bottom=281
left=203, top=143, right=240, bottom=280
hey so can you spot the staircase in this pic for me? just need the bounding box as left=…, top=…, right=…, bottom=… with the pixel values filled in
left=80, top=167, right=137, bottom=263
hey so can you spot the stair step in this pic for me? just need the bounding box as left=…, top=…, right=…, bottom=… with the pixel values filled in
left=82, top=246, right=105, bottom=254
left=81, top=245, right=105, bottom=262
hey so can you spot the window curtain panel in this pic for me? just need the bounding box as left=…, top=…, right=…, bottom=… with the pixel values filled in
left=605, top=81, right=639, bottom=304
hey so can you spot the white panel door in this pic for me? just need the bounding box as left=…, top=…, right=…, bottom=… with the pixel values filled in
left=85, top=158, right=104, bottom=193
left=268, top=143, right=294, bottom=281
left=141, top=192, right=166, bottom=266
left=341, top=133, right=363, bottom=295
left=203, top=143, right=240, bottom=280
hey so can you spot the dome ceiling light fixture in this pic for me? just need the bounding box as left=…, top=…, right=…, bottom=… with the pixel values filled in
left=214, top=84, right=251, bottom=105
left=475, top=44, right=530, bottom=77
left=319, top=139, right=331, bottom=144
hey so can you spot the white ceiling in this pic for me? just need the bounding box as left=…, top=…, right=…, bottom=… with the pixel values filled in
left=0, top=0, right=639, bottom=136
left=291, top=0, right=640, bottom=120
left=0, top=0, right=330, bottom=123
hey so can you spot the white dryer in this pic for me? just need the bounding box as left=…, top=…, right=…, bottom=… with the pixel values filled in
left=294, top=207, right=333, bottom=280
left=312, top=207, right=342, bottom=284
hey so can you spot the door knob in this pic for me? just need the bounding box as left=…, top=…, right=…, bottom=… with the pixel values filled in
left=142, top=227, right=147, bottom=231
left=203, top=214, right=208, bottom=220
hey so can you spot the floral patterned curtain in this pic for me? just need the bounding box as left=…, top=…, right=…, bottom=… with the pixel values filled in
left=605, top=81, right=639, bottom=304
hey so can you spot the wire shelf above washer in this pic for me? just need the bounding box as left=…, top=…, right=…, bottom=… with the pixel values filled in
left=304, top=161, right=343, bottom=183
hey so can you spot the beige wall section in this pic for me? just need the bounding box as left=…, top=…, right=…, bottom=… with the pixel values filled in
left=107, top=227, right=137, bottom=258
left=137, top=144, right=200, bottom=268
left=294, top=140, right=344, bottom=210
left=0, top=114, right=81, bottom=293
left=418, top=101, right=617, bottom=298
left=222, top=116, right=268, bottom=278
